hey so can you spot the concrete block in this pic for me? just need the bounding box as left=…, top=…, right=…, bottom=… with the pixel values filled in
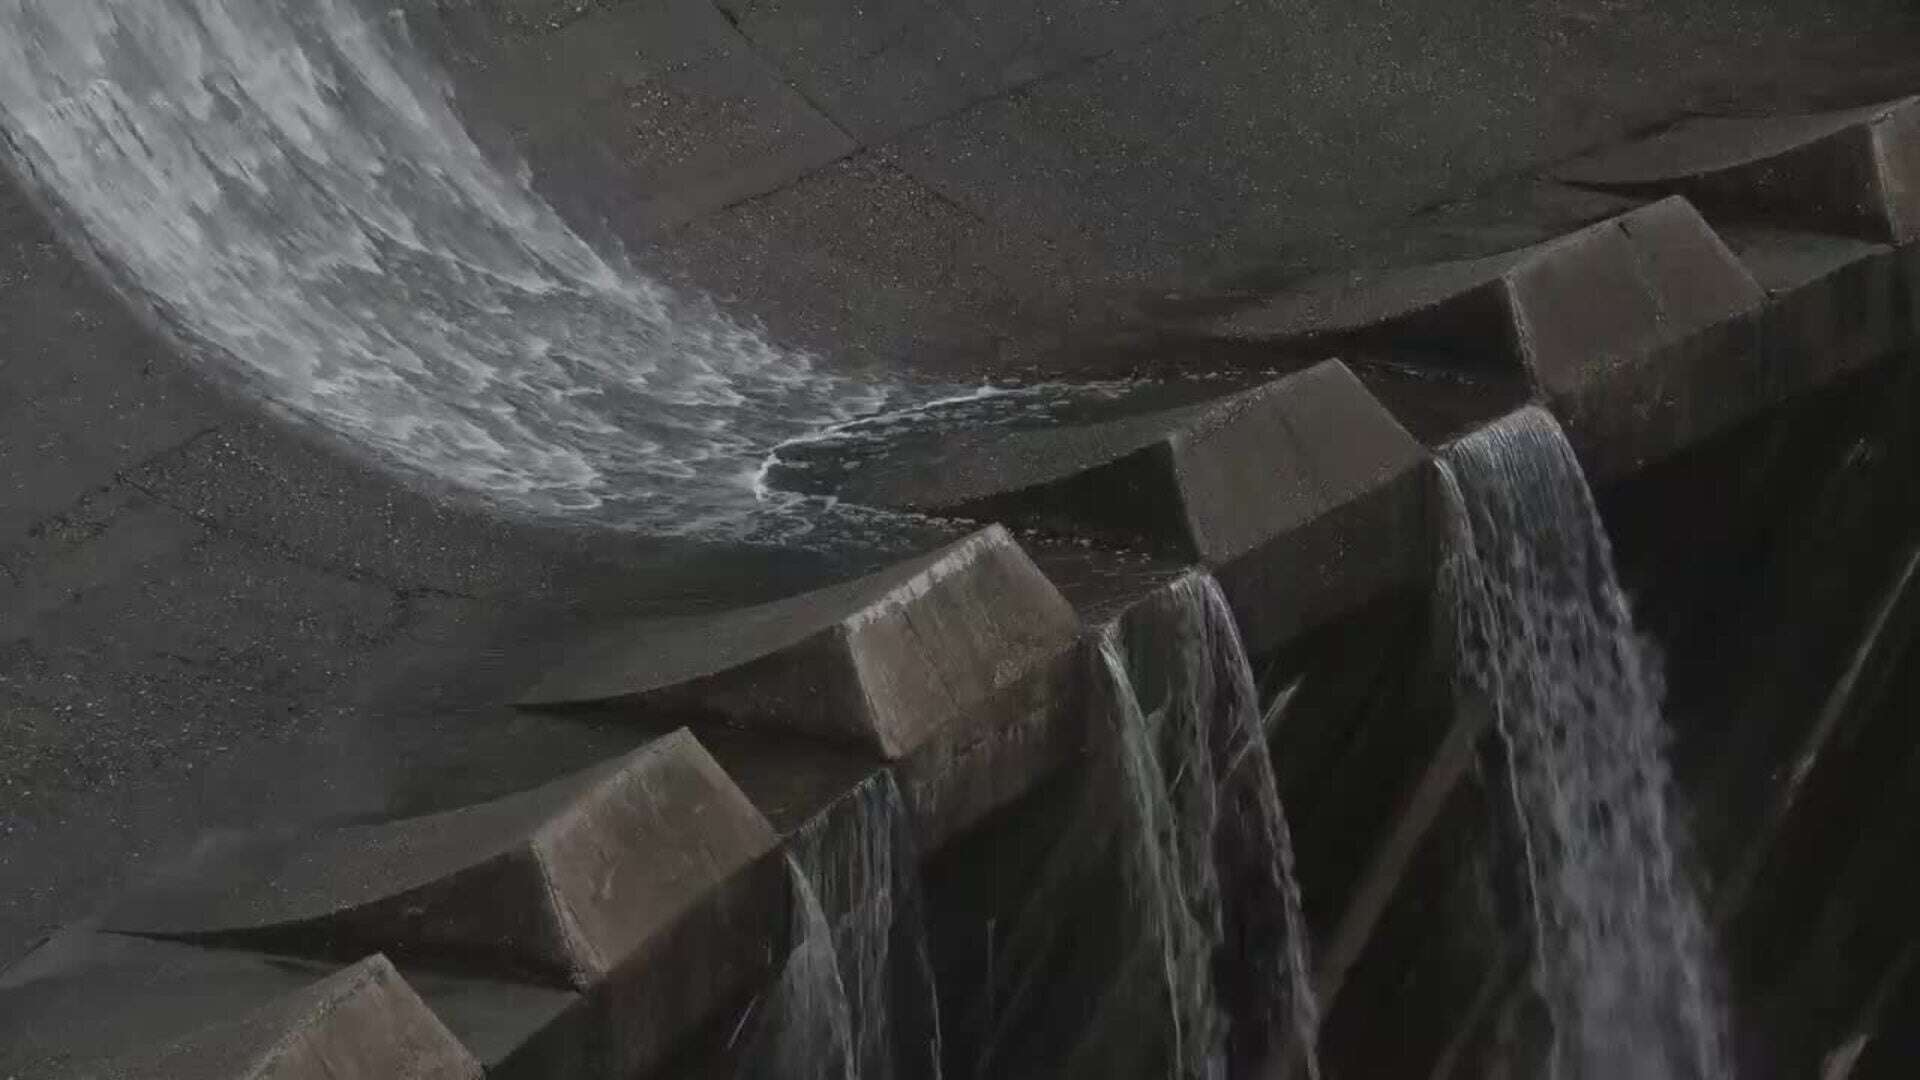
left=400, top=967, right=585, bottom=1078
left=0, top=936, right=479, bottom=1080
left=1722, top=227, right=1913, bottom=397
left=117, top=956, right=481, bottom=1080
left=106, top=730, right=787, bottom=1080
left=1559, top=97, right=1920, bottom=244
left=524, top=527, right=1084, bottom=847
left=1213, top=198, right=1767, bottom=479
left=799, top=362, right=1431, bottom=657
left=1198, top=364, right=1434, bottom=656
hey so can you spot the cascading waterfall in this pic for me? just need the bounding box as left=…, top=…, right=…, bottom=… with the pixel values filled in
left=742, top=773, right=942, bottom=1080
left=1093, top=628, right=1224, bottom=1077
left=740, top=862, right=859, bottom=1080
left=1438, top=406, right=1726, bottom=1080
left=787, top=772, right=944, bottom=1080
left=1078, top=571, right=1324, bottom=1078
left=0, top=0, right=901, bottom=536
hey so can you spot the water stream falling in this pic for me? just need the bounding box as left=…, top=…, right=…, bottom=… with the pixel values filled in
left=787, top=772, right=944, bottom=1080
left=739, top=862, right=859, bottom=1080
left=1438, top=407, right=1726, bottom=1080
left=741, top=773, right=942, bottom=1080
left=979, top=570, right=1321, bottom=1079
left=0, top=0, right=904, bottom=536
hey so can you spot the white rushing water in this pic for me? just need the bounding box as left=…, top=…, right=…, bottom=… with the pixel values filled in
left=0, top=0, right=899, bottom=536
left=1093, top=572, right=1323, bottom=1079
left=1438, top=407, right=1726, bottom=1080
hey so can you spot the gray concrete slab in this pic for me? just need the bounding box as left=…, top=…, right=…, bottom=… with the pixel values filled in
left=780, top=361, right=1432, bottom=656
left=712, top=0, right=1238, bottom=145
left=519, top=39, right=858, bottom=238
left=648, top=146, right=1111, bottom=378
left=0, top=936, right=479, bottom=1080
left=523, top=526, right=1085, bottom=846
left=715, top=0, right=1003, bottom=145
left=1515, top=197, right=1769, bottom=477
left=111, top=955, right=482, bottom=1080
left=1209, top=199, right=1773, bottom=480
left=599, top=2, right=1920, bottom=386
left=1560, top=96, right=1920, bottom=243
left=419, top=0, right=855, bottom=238
left=0, top=166, right=211, bottom=545
left=376, top=965, right=584, bottom=1078
left=1722, top=227, right=1911, bottom=396
left=103, top=730, right=786, bottom=1080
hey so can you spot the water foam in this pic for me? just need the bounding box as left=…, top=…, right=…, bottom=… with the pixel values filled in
left=0, top=0, right=899, bottom=536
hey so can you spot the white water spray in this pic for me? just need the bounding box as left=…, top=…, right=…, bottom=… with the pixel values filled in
left=1438, top=407, right=1726, bottom=1079
left=0, top=0, right=899, bottom=535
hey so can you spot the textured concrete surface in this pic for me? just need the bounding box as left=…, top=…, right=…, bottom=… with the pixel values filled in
left=0, top=148, right=874, bottom=964
left=525, top=526, right=1085, bottom=845
left=0, top=939, right=480, bottom=1080
left=1725, top=227, right=1911, bottom=394
left=3, top=0, right=1920, bottom=977
left=1560, top=96, right=1920, bottom=243
left=1510, top=197, right=1768, bottom=477
left=786, top=362, right=1433, bottom=656
left=101, top=730, right=785, bottom=1080
left=118, top=955, right=483, bottom=1080
left=1211, top=198, right=1774, bottom=478
left=441, top=0, right=1920, bottom=382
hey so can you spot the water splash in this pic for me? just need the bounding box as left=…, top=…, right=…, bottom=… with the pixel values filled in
left=784, top=773, right=943, bottom=1080
left=1438, top=407, right=1726, bottom=1079
left=0, top=0, right=905, bottom=536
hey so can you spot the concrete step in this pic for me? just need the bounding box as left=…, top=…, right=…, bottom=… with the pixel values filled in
left=0, top=937, right=481, bottom=1080
left=773, top=362, right=1434, bottom=659
left=522, top=525, right=1087, bottom=848
left=1558, top=97, right=1920, bottom=245
left=1720, top=227, right=1915, bottom=391
left=102, top=730, right=787, bottom=1080
left=1207, top=198, right=1773, bottom=481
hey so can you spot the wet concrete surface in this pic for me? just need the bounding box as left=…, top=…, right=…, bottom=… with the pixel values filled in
left=3, top=0, right=1920, bottom=965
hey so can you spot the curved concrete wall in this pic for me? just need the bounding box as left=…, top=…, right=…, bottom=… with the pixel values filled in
left=5, top=33, right=1920, bottom=1080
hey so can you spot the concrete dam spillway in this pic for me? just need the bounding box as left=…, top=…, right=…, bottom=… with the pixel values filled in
left=0, top=0, right=906, bottom=537
left=3, top=0, right=1920, bottom=1078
